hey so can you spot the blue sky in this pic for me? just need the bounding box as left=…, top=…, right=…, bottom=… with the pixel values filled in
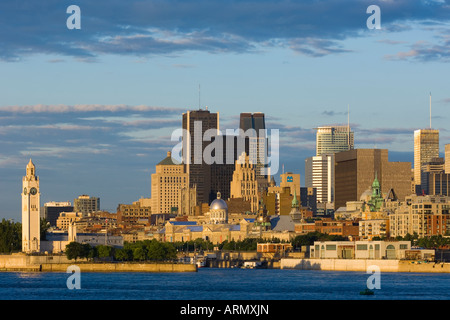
left=1, top=0, right=449, bottom=220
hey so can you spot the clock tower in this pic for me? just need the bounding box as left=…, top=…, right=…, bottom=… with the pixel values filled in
left=22, top=159, right=41, bottom=253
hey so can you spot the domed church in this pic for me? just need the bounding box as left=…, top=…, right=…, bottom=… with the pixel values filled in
left=208, top=192, right=228, bottom=224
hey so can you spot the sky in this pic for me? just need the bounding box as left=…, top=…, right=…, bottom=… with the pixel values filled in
left=1, top=0, right=449, bottom=221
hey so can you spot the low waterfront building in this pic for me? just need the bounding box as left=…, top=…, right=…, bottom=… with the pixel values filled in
left=157, top=219, right=254, bottom=244
left=389, top=194, right=450, bottom=238
left=359, top=219, right=389, bottom=240
left=56, top=212, right=85, bottom=230
left=311, top=240, right=411, bottom=259
left=41, top=222, right=124, bottom=254
left=208, top=192, right=228, bottom=224
left=117, top=198, right=152, bottom=224
left=257, top=243, right=293, bottom=253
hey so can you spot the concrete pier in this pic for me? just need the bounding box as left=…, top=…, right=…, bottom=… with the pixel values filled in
left=0, top=254, right=197, bottom=272
left=280, top=258, right=450, bottom=273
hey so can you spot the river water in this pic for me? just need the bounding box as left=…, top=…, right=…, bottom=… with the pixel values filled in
left=0, top=268, right=448, bottom=300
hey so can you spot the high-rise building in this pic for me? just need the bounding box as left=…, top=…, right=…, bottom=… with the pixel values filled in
left=315, top=125, right=354, bottom=156
left=151, top=151, right=189, bottom=214
left=305, top=155, right=334, bottom=204
left=279, top=172, right=301, bottom=197
left=414, top=129, right=439, bottom=189
left=239, top=113, right=268, bottom=183
left=334, top=149, right=411, bottom=210
left=305, top=125, right=353, bottom=210
left=230, top=152, right=259, bottom=212
left=44, top=201, right=74, bottom=227
left=264, top=187, right=293, bottom=216
left=445, top=144, right=450, bottom=174
left=420, top=157, right=450, bottom=197
left=182, top=109, right=219, bottom=204
left=22, top=159, right=41, bottom=253
left=74, top=195, right=100, bottom=214
left=300, top=187, right=317, bottom=214
left=209, top=135, right=244, bottom=203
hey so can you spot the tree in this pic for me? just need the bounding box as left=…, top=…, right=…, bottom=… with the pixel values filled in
left=291, top=232, right=347, bottom=249
left=65, top=242, right=83, bottom=261
left=145, top=239, right=177, bottom=261
left=81, top=243, right=93, bottom=259
left=97, top=245, right=114, bottom=259
left=65, top=242, right=93, bottom=260
left=114, top=248, right=132, bottom=261
left=40, top=218, right=49, bottom=241
left=133, top=245, right=147, bottom=261
left=0, top=219, right=21, bottom=253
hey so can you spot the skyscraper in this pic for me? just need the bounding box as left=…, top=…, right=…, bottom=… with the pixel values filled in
left=230, top=152, right=259, bottom=212
left=414, top=129, right=439, bottom=189
left=279, top=172, right=301, bottom=197
left=239, top=112, right=267, bottom=183
left=315, top=125, right=354, bottom=156
left=209, top=134, right=244, bottom=203
left=304, top=125, right=353, bottom=208
left=305, top=154, right=334, bottom=204
left=334, top=149, right=411, bottom=209
left=182, top=109, right=219, bottom=204
left=151, top=151, right=189, bottom=214
left=445, top=144, right=450, bottom=174
left=22, top=159, right=40, bottom=253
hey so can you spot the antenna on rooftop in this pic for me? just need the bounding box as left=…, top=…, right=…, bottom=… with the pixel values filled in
left=347, top=104, right=350, bottom=147
left=199, top=84, right=201, bottom=109
left=429, top=92, right=432, bottom=129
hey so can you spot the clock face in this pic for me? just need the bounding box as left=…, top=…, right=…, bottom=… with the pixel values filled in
left=23, top=187, right=27, bottom=195
left=30, top=187, right=37, bottom=195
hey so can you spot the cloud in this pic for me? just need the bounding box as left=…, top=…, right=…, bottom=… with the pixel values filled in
left=377, top=39, right=407, bottom=45
left=384, top=29, right=450, bottom=62
left=0, top=104, right=183, bottom=115
left=1, top=0, right=449, bottom=61
left=0, top=104, right=185, bottom=173
left=321, top=110, right=347, bottom=117
left=289, top=38, right=353, bottom=57
left=439, top=98, right=450, bottom=104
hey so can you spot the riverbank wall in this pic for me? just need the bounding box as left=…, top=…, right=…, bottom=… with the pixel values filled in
left=280, top=258, right=450, bottom=273
left=0, top=254, right=197, bottom=272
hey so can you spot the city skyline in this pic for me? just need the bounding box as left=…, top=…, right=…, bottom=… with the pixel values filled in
left=1, top=0, right=450, bottom=220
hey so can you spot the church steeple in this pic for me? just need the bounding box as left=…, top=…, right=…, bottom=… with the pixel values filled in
left=372, top=171, right=380, bottom=197
left=367, top=171, right=383, bottom=212
left=291, top=188, right=299, bottom=208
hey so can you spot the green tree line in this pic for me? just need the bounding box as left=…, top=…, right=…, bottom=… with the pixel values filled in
left=0, top=219, right=22, bottom=253
left=65, top=239, right=178, bottom=262
left=291, top=231, right=348, bottom=249
left=394, top=233, right=450, bottom=248
left=0, top=218, right=49, bottom=253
